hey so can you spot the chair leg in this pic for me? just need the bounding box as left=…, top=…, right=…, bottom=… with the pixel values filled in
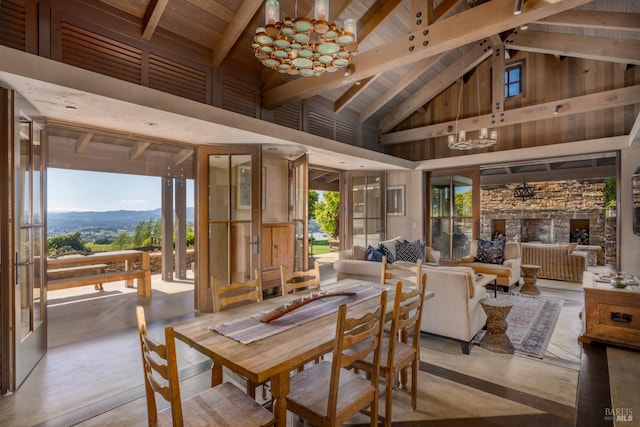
left=384, top=370, right=393, bottom=427
left=411, top=359, right=417, bottom=410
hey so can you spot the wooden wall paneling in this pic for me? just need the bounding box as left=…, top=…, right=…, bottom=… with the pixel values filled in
left=0, top=0, right=38, bottom=53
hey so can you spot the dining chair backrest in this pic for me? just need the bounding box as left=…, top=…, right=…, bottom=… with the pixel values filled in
left=212, top=269, right=263, bottom=312
left=387, top=273, right=428, bottom=367
left=136, top=305, right=183, bottom=427
left=381, top=256, right=422, bottom=288
left=280, top=260, right=321, bottom=295
left=327, top=291, right=387, bottom=421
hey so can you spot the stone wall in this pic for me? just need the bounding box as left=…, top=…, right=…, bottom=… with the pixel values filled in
left=149, top=249, right=196, bottom=274
left=481, top=179, right=614, bottom=265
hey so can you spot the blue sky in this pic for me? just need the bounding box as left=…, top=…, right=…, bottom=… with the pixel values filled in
left=48, top=169, right=194, bottom=212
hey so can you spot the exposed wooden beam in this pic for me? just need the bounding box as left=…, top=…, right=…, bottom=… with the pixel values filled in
left=381, top=85, right=640, bottom=145
left=130, top=141, right=152, bottom=160
left=505, top=30, right=640, bottom=65
left=357, top=0, right=466, bottom=123
left=263, top=0, right=591, bottom=108
left=630, top=112, right=640, bottom=147
left=75, top=132, right=93, bottom=153
left=331, top=0, right=402, bottom=113
left=142, top=0, right=169, bottom=40
left=334, top=76, right=376, bottom=113
left=175, top=148, right=194, bottom=166
left=536, top=10, right=640, bottom=32
left=482, top=165, right=617, bottom=186
left=379, top=41, right=492, bottom=133
left=212, top=0, right=264, bottom=67
left=491, top=35, right=505, bottom=113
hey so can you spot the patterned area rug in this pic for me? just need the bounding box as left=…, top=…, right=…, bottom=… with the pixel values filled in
left=473, top=294, right=564, bottom=358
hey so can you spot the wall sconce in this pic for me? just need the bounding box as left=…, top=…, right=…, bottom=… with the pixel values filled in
left=554, top=105, right=561, bottom=115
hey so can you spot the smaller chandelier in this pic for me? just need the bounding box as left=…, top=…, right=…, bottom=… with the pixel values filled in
left=514, top=179, right=535, bottom=201
left=253, top=0, right=358, bottom=77
left=447, top=128, right=498, bottom=150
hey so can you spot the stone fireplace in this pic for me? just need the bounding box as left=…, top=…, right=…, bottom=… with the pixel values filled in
left=481, top=178, right=614, bottom=265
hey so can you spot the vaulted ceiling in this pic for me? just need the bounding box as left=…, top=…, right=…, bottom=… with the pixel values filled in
left=94, top=0, right=640, bottom=147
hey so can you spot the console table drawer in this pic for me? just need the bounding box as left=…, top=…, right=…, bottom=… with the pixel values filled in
left=598, top=304, right=640, bottom=329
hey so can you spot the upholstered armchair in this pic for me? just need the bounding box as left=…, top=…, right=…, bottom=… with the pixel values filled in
left=459, top=240, right=522, bottom=290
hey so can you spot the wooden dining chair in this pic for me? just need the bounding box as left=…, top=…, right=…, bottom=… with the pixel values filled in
left=381, top=256, right=422, bottom=287
left=210, top=270, right=266, bottom=399
left=352, top=274, right=428, bottom=427
left=211, top=269, right=263, bottom=313
left=280, top=260, right=321, bottom=295
left=284, top=290, right=387, bottom=427
left=135, top=305, right=275, bottom=427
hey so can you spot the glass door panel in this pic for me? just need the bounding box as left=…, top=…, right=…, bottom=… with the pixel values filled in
left=428, top=173, right=476, bottom=261
left=348, top=173, right=384, bottom=248
left=199, top=146, right=260, bottom=311
left=291, top=155, right=308, bottom=271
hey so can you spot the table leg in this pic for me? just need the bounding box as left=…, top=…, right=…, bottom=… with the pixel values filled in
left=211, top=362, right=223, bottom=387
left=270, top=371, right=290, bottom=427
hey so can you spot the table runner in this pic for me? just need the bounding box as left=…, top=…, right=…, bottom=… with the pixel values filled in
left=210, top=283, right=381, bottom=344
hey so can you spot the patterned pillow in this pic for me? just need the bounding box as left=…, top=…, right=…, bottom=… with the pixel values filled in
left=396, top=239, right=423, bottom=263
left=365, top=245, right=385, bottom=262
left=475, top=239, right=505, bottom=265
left=376, top=243, right=395, bottom=263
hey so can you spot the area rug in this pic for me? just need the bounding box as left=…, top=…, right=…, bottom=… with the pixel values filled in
left=472, top=294, right=564, bottom=359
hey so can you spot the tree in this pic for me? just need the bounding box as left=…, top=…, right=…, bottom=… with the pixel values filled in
left=112, top=231, right=132, bottom=250
left=314, top=191, right=340, bottom=238
left=308, top=190, right=319, bottom=220
left=47, top=232, right=90, bottom=256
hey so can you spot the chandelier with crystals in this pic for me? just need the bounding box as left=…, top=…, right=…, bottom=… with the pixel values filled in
left=447, top=51, right=498, bottom=150
left=253, top=0, right=358, bottom=77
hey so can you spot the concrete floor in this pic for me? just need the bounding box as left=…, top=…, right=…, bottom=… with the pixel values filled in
left=0, top=259, right=588, bottom=427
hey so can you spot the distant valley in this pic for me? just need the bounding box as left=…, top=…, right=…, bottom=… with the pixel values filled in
left=47, top=208, right=194, bottom=240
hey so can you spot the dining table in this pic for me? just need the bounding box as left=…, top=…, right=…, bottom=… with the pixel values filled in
left=172, top=278, right=434, bottom=427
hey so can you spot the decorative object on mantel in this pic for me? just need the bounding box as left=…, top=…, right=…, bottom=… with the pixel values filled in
left=610, top=272, right=629, bottom=289
left=253, top=0, right=358, bottom=77
left=514, top=178, right=535, bottom=201
left=448, top=50, right=498, bottom=150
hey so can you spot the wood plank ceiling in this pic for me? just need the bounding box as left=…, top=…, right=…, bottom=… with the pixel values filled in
left=83, top=0, right=640, bottom=176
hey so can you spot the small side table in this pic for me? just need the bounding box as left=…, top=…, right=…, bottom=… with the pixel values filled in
left=479, top=297, right=514, bottom=354
left=520, top=264, right=541, bottom=295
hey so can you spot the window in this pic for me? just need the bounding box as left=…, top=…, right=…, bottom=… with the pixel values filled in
left=505, top=62, right=523, bottom=98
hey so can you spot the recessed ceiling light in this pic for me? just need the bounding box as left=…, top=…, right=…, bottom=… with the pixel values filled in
left=65, top=105, right=77, bottom=110
left=267, top=147, right=277, bottom=151
left=145, top=121, right=158, bottom=127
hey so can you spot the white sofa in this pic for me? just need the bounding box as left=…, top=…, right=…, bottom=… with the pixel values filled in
left=420, top=265, right=487, bottom=354
left=333, top=243, right=441, bottom=282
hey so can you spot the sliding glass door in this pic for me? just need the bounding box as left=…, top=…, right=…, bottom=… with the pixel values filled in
left=428, top=171, right=479, bottom=260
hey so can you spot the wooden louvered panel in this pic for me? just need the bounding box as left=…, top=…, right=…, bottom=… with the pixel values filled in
left=222, top=80, right=258, bottom=118
left=360, top=123, right=380, bottom=150
left=61, top=23, right=142, bottom=84
left=273, top=104, right=301, bottom=130
left=0, top=1, right=26, bottom=50
left=308, top=111, right=334, bottom=140
left=149, top=54, right=207, bottom=103
left=335, top=120, right=357, bottom=145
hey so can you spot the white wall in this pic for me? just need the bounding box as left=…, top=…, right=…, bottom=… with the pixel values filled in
left=386, top=170, right=423, bottom=242
left=620, top=146, right=640, bottom=276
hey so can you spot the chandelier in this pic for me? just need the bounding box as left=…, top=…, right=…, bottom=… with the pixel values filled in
left=447, top=51, right=498, bottom=150
left=514, top=179, right=536, bottom=201
left=253, top=0, right=358, bottom=77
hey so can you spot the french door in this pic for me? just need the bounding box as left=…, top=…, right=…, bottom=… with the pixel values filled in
left=343, top=172, right=385, bottom=249
left=195, top=145, right=261, bottom=312
left=0, top=88, right=47, bottom=392
left=290, top=154, right=308, bottom=271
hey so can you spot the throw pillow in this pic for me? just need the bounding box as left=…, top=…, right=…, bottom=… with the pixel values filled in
left=378, top=236, right=403, bottom=261
left=396, top=239, right=423, bottom=263
left=475, top=239, right=505, bottom=265
left=365, top=245, right=385, bottom=262
left=352, top=245, right=367, bottom=260
left=376, top=243, right=395, bottom=263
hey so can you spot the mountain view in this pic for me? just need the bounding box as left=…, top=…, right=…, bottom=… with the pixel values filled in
left=47, top=208, right=195, bottom=240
